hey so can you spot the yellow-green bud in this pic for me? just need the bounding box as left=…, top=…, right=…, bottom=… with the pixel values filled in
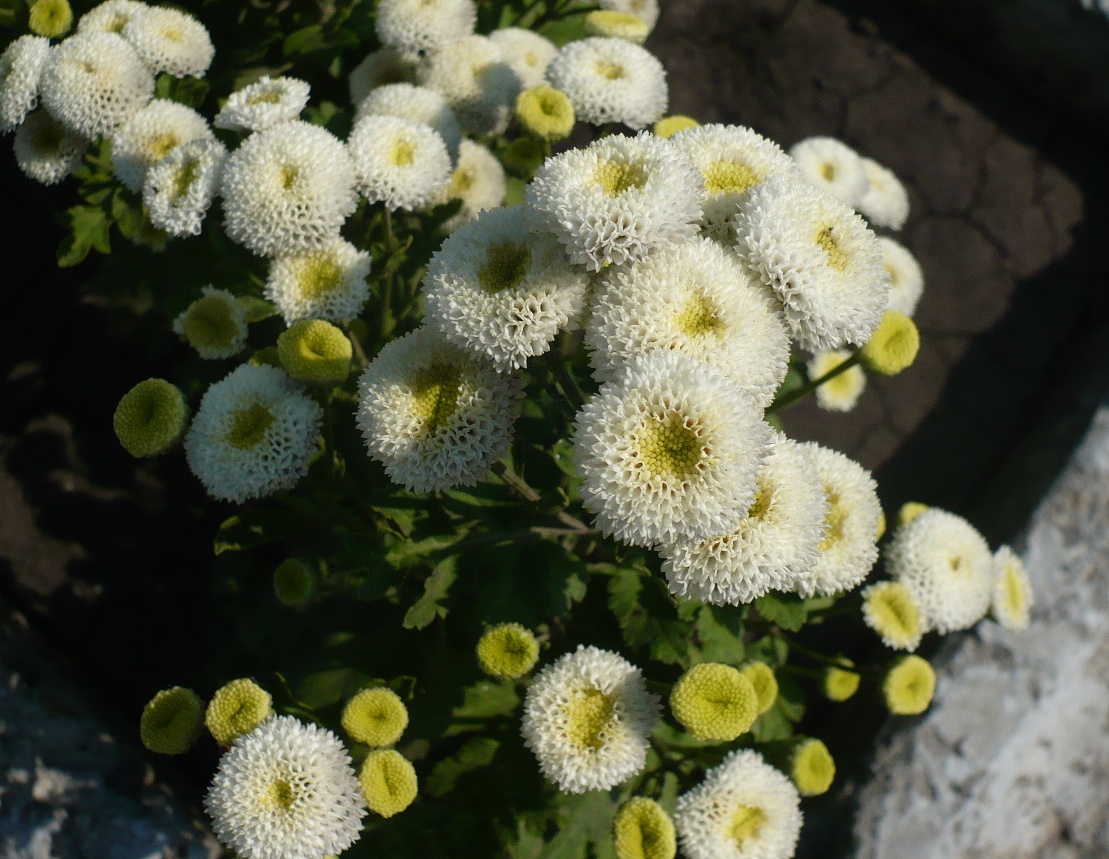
left=739, top=661, right=778, bottom=715
left=273, top=558, right=316, bottom=607
left=359, top=749, right=418, bottom=818
left=876, top=508, right=887, bottom=540
left=669, top=663, right=757, bottom=741
left=277, top=319, right=352, bottom=384
left=205, top=678, right=272, bottom=745
left=29, top=0, right=73, bottom=38
left=341, top=687, right=409, bottom=747
left=653, top=115, right=699, bottom=138
left=790, top=738, right=835, bottom=796
left=822, top=662, right=860, bottom=702
left=173, top=288, right=248, bottom=360
left=897, top=501, right=929, bottom=527
left=515, top=85, right=575, bottom=141
left=140, top=687, right=204, bottom=755
left=883, top=655, right=935, bottom=715
left=113, top=378, right=188, bottom=458
left=476, top=623, right=539, bottom=680
left=584, top=10, right=650, bottom=44
left=860, top=310, right=919, bottom=376
left=862, top=581, right=923, bottom=651
left=613, top=797, right=677, bottom=859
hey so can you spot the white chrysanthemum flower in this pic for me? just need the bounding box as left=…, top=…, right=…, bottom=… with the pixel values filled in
left=877, top=236, right=924, bottom=317
left=858, top=157, right=909, bottom=230
left=441, top=138, right=505, bottom=231
left=215, top=76, right=311, bottom=133
left=122, top=6, right=214, bottom=78
left=521, top=645, right=660, bottom=795
left=205, top=716, right=365, bottom=859
left=735, top=173, right=889, bottom=351
left=790, top=136, right=868, bottom=208
left=673, top=749, right=802, bottom=859
left=40, top=31, right=154, bottom=139
left=265, top=239, right=371, bottom=326
left=185, top=364, right=322, bottom=503
left=423, top=205, right=590, bottom=371
left=173, top=286, right=248, bottom=360
left=109, top=99, right=211, bottom=192
left=416, top=35, right=519, bottom=135
left=78, top=0, right=146, bottom=35
left=574, top=351, right=773, bottom=548
left=793, top=442, right=881, bottom=597
left=527, top=132, right=701, bottom=271
left=545, top=37, right=666, bottom=130
left=348, top=114, right=451, bottom=211
left=220, top=120, right=357, bottom=257
left=356, top=327, right=522, bottom=493
left=13, top=109, right=85, bottom=184
left=143, top=137, right=226, bottom=237
left=991, top=545, right=1033, bottom=630
left=671, top=123, right=799, bottom=245
left=375, top=0, right=476, bottom=61
left=0, top=36, right=50, bottom=135
left=489, top=27, right=558, bottom=89
left=354, top=83, right=460, bottom=162
left=586, top=237, right=789, bottom=409
left=808, top=349, right=866, bottom=412
left=661, top=436, right=828, bottom=605
left=885, top=508, right=994, bottom=633
left=348, top=47, right=417, bottom=107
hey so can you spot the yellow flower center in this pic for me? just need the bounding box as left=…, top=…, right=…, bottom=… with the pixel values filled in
left=728, top=805, right=766, bottom=846
left=747, top=480, right=773, bottom=520
left=636, top=411, right=705, bottom=479
left=594, top=60, right=626, bottom=80
left=885, top=263, right=900, bottom=285
left=296, top=253, right=344, bottom=299
left=410, top=363, right=463, bottom=435
left=868, top=584, right=920, bottom=642
left=390, top=137, right=416, bottom=168
left=105, top=14, right=127, bottom=33
left=593, top=159, right=648, bottom=197
left=160, top=24, right=184, bottom=44
left=815, top=226, right=849, bottom=271
left=1001, top=562, right=1027, bottom=617
left=279, top=163, right=299, bottom=190
left=170, top=157, right=199, bottom=201
left=266, top=778, right=295, bottom=810
left=147, top=132, right=180, bottom=162
left=820, top=161, right=836, bottom=182
left=565, top=687, right=617, bottom=750
left=819, top=486, right=846, bottom=551
left=450, top=167, right=474, bottom=196
left=674, top=290, right=726, bottom=338
left=247, top=88, right=284, bottom=106
left=478, top=242, right=531, bottom=293
left=225, top=403, right=276, bottom=450
left=702, top=159, right=760, bottom=196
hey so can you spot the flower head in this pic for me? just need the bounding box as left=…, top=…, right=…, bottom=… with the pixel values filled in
left=515, top=85, right=575, bottom=141
left=143, top=137, right=226, bottom=237
left=215, top=76, right=311, bottom=133
left=614, top=797, right=676, bottom=859
left=342, top=688, right=409, bottom=747
left=822, top=663, right=860, bottom=702
left=740, top=662, right=779, bottom=715
left=585, top=10, right=650, bottom=43
left=858, top=157, right=909, bottom=230
left=374, top=0, right=476, bottom=61
left=348, top=114, right=451, bottom=211
left=790, top=739, right=834, bottom=797
left=860, top=310, right=919, bottom=376
left=878, top=236, right=924, bottom=317
left=670, top=663, right=757, bottom=741
left=476, top=623, right=540, bottom=679
left=265, top=239, right=371, bottom=326
left=113, top=378, right=188, bottom=457
left=29, top=0, right=73, bottom=38
left=0, top=36, right=50, bottom=134
left=862, top=581, right=923, bottom=651
left=206, top=679, right=273, bottom=746
left=599, top=0, right=660, bottom=29
left=355, top=82, right=461, bottom=161
left=110, top=98, right=212, bottom=192
left=808, top=349, right=866, bottom=412
left=440, top=138, right=505, bottom=230
left=991, top=545, right=1033, bottom=630
left=273, top=558, right=316, bottom=607
left=359, top=749, right=417, bottom=818
left=122, top=6, right=214, bottom=78
left=140, top=687, right=204, bottom=755
left=277, top=320, right=352, bottom=385
left=173, top=286, right=248, bottom=360
left=14, top=109, right=84, bottom=184
left=77, top=1, right=144, bottom=35
left=489, top=27, right=558, bottom=89
left=789, top=136, right=868, bottom=207
left=883, top=655, right=935, bottom=715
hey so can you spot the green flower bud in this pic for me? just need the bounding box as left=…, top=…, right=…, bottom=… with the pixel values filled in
left=653, top=115, right=699, bottom=139
left=205, top=678, right=272, bottom=745
left=790, top=738, right=835, bottom=796
left=277, top=319, right=352, bottom=384
left=739, top=661, right=778, bottom=715
left=822, top=662, right=860, bottom=702
left=359, top=749, right=417, bottom=818
left=273, top=558, right=316, bottom=607
left=341, top=687, right=409, bottom=747
left=113, top=378, right=188, bottom=458
left=476, top=623, right=539, bottom=680
left=883, top=655, right=935, bottom=715
left=140, top=686, right=204, bottom=755
left=860, top=310, right=919, bottom=376
left=173, top=287, right=248, bottom=360
left=669, top=663, right=757, bottom=741
left=515, top=86, right=575, bottom=141
left=29, top=0, right=73, bottom=38
left=613, top=797, right=676, bottom=859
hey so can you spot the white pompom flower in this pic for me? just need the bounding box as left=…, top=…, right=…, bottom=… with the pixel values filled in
left=0, top=36, right=50, bottom=135
left=858, top=156, right=909, bottom=230
left=423, top=205, right=590, bottom=371
left=545, top=37, right=667, bottom=130
left=356, top=327, right=523, bottom=493
left=441, top=138, right=505, bottom=231
left=354, top=83, right=461, bottom=163
left=77, top=1, right=146, bottom=36
left=215, top=76, right=311, bottom=133
left=220, top=120, right=357, bottom=257
left=573, top=351, right=773, bottom=548
left=205, top=716, right=366, bottom=859
left=265, top=239, right=372, bottom=326
left=878, top=236, right=924, bottom=317
left=527, top=132, right=702, bottom=272
left=375, top=0, right=476, bottom=61
left=416, top=35, right=520, bottom=135
left=521, top=645, right=660, bottom=795
left=122, top=6, right=214, bottom=78
left=599, top=0, right=660, bottom=30
left=39, top=31, right=154, bottom=139
left=143, top=137, right=226, bottom=237
left=661, top=435, right=829, bottom=605
left=348, top=114, right=451, bottom=211
left=13, top=110, right=85, bottom=185
left=585, top=236, right=790, bottom=409
left=110, top=99, right=212, bottom=192
left=185, top=364, right=323, bottom=504
left=489, top=27, right=558, bottom=89
left=673, top=749, right=802, bottom=859
left=990, top=545, right=1033, bottom=631
left=790, top=136, right=868, bottom=208
left=348, top=47, right=418, bottom=107
left=735, top=173, right=889, bottom=351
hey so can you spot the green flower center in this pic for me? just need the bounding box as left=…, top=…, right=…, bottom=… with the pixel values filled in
left=871, top=587, right=918, bottom=639
left=593, top=159, right=647, bottom=197
left=147, top=132, right=180, bottom=162
left=225, top=402, right=275, bottom=450
left=675, top=291, right=725, bottom=338
left=297, top=253, right=344, bottom=299
left=565, top=687, right=617, bottom=750
left=747, top=480, right=773, bottom=520
left=247, top=88, right=284, bottom=106
left=818, top=486, right=846, bottom=551
left=728, top=805, right=766, bottom=846
left=411, top=363, right=463, bottom=435
left=266, top=778, right=295, bottom=810
left=636, top=412, right=704, bottom=479
left=390, top=138, right=416, bottom=168
left=183, top=294, right=239, bottom=351
left=450, top=167, right=474, bottom=196
left=594, top=60, right=626, bottom=80
left=171, top=157, right=199, bottom=201
left=702, top=159, right=760, bottom=196
left=279, top=163, right=299, bottom=190
left=479, top=242, right=531, bottom=293
left=816, top=226, right=849, bottom=271
left=821, top=161, right=836, bottom=182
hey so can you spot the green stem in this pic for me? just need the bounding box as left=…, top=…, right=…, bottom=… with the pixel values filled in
left=767, top=351, right=862, bottom=414
left=544, top=349, right=586, bottom=413
left=490, top=461, right=595, bottom=535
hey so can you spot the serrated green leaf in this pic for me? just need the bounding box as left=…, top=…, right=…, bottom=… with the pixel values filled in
left=544, top=792, right=616, bottom=859
left=426, top=736, right=500, bottom=797
left=608, top=566, right=691, bottom=666
left=753, top=592, right=808, bottom=632
left=57, top=205, right=111, bottom=268
left=237, top=295, right=276, bottom=322
left=692, top=605, right=745, bottom=665
left=402, top=555, right=458, bottom=629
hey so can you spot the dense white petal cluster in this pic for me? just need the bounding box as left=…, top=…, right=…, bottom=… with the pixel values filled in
left=416, top=35, right=519, bottom=135
left=122, top=6, right=214, bottom=78
left=573, top=351, right=773, bottom=548
left=790, top=136, right=868, bottom=207
left=885, top=508, right=994, bottom=633
left=794, top=442, right=881, bottom=597
left=110, top=99, right=212, bottom=192
left=808, top=349, right=866, bottom=412
left=185, top=364, right=323, bottom=503
left=172, top=286, right=248, bottom=360
left=521, top=645, right=660, bottom=794
left=265, top=239, right=372, bottom=326
left=489, top=27, right=558, bottom=89
left=671, top=123, right=799, bottom=245
left=673, top=749, right=803, bottom=859
left=215, top=76, right=311, bottom=133
left=348, top=47, right=417, bottom=107
left=598, top=0, right=660, bottom=29
left=205, top=716, right=365, bottom=859
left=375, top=0, right=476, bottom=61
left=991, top=545, right=1033, bottom=630
left=0, top=36, right=50, bottom=135
left=423, top=205, right=589, bottom=371
left=78, top=0, right=146, bottom=35
left=13, top=110, right=85, bottom=185
left=220, top=121, right=357, bottom=257
left=585, top=237, right=790, bottom=409
left=143, top=137, right=226, bottom=236
left=40, top=31, right=154, bottom=139
left=356, top=327, right=522, bottom=493
left=527, top=132, right=702, bottom=271
left=545, top=37, right=667, bottom=130
left=441, top=139, right=505, bottom=230
left=354, top=83, right=460, bottom=162
left=735, top=173, right=889, bottom=351
left=877, top=236, right=924, bottom=317
left=348, top=114, right=451, bottom=211
left=661, top=436, right=829, bottom=605
left=858, top=157, right=909, bottom=230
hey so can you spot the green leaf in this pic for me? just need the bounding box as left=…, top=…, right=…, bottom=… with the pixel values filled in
left=544, top=792, right=616, bottom=859
left=402, top=555, right=458, bottom=629
left=213, top=508, right=307, bottom=555
left=751, top=704, right=795, bottom=743
left=237, top=295, right=276, bottom=322
left=608, top=566, right=691, bottom=666
left=753, top=593, right=808, bottom=632
left=450, top=679, right=519, bottom=725
left=692, top=605, right=745, bottom=664
left=387, top=526, right=472, bottom=568
left=295, top=667, right=373, bottom=710
left=57, top=205, right=111, bottom=268
left=426, top=736, right=500, bottom=797
left=282, top=24, right=359, bottom=57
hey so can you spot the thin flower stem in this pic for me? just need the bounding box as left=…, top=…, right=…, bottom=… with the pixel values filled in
left=767, top=351, right=862, bottom=414
left=345, top=323, right=369, bottom=370
left=544, top=349, right=586, bottom=413
left=490, top=461, right=595, bottom=535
